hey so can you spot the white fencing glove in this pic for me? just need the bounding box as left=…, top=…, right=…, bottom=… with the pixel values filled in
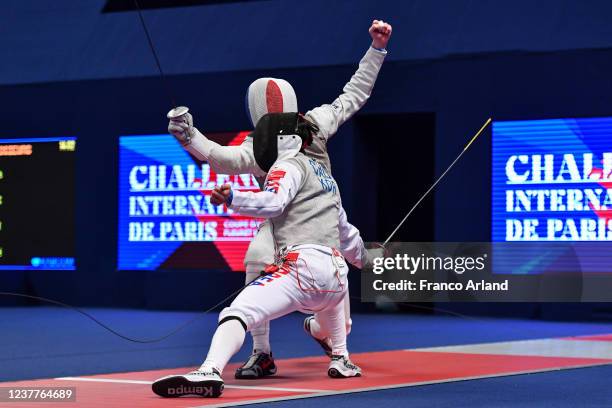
left=364, top=245, right=385, bottom=269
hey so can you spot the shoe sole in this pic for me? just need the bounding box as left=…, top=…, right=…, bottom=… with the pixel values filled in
left=328, top=367, right=362, bottom=378
left=234, top=366, right=277, bottom=380
left=152, top=376, right=224, bottom=398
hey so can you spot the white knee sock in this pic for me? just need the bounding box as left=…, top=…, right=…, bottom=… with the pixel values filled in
left=310, top=291, right=353, bottom=340
left=245, top=263, right=271, bottom=354
left=343, top=291, right=352, bottom=336
left=315, top=301, right=348, bottom=356
left=310, top=294, right=351, bottom=340
left=200, top=319, right=246, bottom=375
left=329, top=317, right=348, bottom=357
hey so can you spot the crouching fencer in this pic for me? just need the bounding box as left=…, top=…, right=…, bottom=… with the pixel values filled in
left=153, top=113, right=362, bottom=398
left=167, top=19, right=392, bottom=379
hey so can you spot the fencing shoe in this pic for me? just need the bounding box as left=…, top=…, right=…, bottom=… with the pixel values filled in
left=328, top=355, right=362, bottom=378
left=235, top=350, right=277, bottom=379
left=152, top=368, right=224, bottom=398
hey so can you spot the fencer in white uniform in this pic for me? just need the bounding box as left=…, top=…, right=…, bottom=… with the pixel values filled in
left=167, top=20, right=392, bottom=379
left=153, top=112, right=362, bottom=399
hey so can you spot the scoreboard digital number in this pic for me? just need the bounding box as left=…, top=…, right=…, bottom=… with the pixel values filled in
left=0, top=137, right=76, bottom=270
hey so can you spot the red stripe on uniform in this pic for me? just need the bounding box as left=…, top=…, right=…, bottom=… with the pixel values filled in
left=285, top=252, right=299, bottom=262
left=266, top=80, right=284, bottom=113
left=265, top=169, right=287, bottom=193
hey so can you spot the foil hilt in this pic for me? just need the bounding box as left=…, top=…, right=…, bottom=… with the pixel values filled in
left=167, top=106, right=189, bottom=119
left=167, top=106, right=192, bottom=145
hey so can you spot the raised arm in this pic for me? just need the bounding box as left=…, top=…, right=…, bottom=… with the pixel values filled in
left=305, top=20, right=392, bottom=140
left=168, top=113, right=265, bottom=177
left=211, top=161, right=302, bottom=218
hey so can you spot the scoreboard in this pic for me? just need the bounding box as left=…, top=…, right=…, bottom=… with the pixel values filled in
left=0, top=137, right=76, bottom=270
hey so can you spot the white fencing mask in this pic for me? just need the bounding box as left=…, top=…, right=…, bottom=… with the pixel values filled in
left=246, top=78, right=298, bottom=127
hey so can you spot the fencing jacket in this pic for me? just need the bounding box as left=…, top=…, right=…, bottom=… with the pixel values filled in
left=230, top=153, right=341, bottom=251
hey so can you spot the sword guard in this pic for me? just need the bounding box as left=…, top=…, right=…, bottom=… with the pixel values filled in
left=167, top=106, right=190, bottom=120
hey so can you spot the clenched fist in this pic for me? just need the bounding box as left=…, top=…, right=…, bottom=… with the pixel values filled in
left=211, top=184, right=233, bottom=206
left=369, top=19, right=392, bottom=50
left=168, top=111, right=193, bottom=145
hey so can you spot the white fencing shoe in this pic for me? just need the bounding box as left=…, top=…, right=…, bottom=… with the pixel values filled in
left=152, top=368, right=224, bottom=398
left=328, top=355, right=362, bottom=378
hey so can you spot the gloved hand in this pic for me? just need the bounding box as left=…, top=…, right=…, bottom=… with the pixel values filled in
left=369, top=19, right=392, bottom=50
left=211, top=184, right=233, bottom=206
left=168, top=111, right=193, bottom=145
left=364, top=245, right=385, bottom=269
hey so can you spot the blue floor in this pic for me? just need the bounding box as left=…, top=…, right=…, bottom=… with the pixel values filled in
left=265, top=365, right=612, bottom=408
left=1, top=307, right=611, bottom=406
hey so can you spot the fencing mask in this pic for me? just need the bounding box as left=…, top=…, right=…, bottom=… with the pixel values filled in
left=246, top=78, right=298, bottom=127
left=252, top=113, right=319, bottom=173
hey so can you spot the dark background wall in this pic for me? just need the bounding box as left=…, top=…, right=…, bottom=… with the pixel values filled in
left=1, top=0, right=612, bottom=319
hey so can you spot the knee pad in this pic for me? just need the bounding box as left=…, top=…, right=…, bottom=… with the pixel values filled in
left=219, top=308, right=249, bottom=331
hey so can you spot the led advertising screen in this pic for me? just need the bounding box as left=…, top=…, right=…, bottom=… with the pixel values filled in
left=0, top=137, right=76, bottom=270
left=118, top=132, right=262, bottom=271
left=492, top=117, right=612, bottom=274
left=493, top=117, right=612, bottom=242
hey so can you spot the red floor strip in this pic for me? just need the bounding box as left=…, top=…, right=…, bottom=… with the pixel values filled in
left=2, top=345, right=612, bottom=407
left=567, top=334, right=612, bottom=342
